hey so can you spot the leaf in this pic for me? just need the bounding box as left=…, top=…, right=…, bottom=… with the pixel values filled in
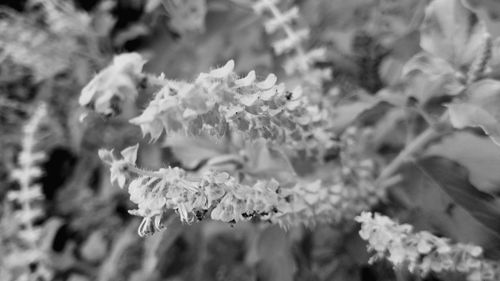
left=244, top=140, right=297, bottom=182
left=389, top=160, right=500, bottom=258
left=463, top=0, right=500, bottom=37
left=403, top=52, right=464, bottom=103
left=165, top=134, right=228, bottom=169
left=463, top=0, right=500, bottom=19
left=417, top=156, right=500, bottom=241
left=162, top=0, right=207, bottom=34
left=379, top=56, right=405, bottom=86
left=403, top=52, right=456, bottom=78
left=489, top=38, right=500, bottom=77
left=255, top=226, right=296, bottom=281
left=81, top=231, right=107, bottom=263
left=420, top=0, right=488, bottom=69
left=426, top=132, right=500, bottom=194
left=145, top=0, right=162, bottom=13
left=331, top=99, right=379, bottom=133
left=447, top=79, right=500, bottom=145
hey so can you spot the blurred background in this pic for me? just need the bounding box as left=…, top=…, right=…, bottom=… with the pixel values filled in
left=3, top=0, right=498, bottom=280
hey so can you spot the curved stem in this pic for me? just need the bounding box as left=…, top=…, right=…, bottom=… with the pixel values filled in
left=125, top=163, right=166, bottom=178
left=376, top=112, right=449, bottom=186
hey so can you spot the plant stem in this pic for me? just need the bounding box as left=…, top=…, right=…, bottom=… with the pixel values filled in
left=376, top=112, right=449, bottom=185
left=126, top=163, right=166, bottom=178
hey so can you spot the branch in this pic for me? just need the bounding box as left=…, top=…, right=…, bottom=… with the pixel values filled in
left=376, top=112, right=450, bottom=186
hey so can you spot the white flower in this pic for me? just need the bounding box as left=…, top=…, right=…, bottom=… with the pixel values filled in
left=79, top=53, right=146, bottom=117
left=356, top=212, right=497, bottom=280
left=109, top=161, right=128, bottom=188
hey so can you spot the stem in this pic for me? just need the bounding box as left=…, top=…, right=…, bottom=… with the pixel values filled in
left=125, top=163, right=166, bottom=178
left=376, top=113, right=449, bottom=185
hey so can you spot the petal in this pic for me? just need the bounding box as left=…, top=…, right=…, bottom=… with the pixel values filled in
left=121, top=144, right=139, bottom=163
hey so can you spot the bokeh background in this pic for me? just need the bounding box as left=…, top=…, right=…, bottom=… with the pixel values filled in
left=3, top=0, right=500, bottom=280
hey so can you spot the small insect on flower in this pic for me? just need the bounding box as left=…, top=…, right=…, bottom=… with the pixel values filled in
left=79, top=53, right=146, bottom=118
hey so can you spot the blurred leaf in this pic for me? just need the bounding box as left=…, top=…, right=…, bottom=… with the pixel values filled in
left=149, top=7, right=267, bottom=79
left=92, top=2, right=116, bottom=37
left=463, top=0, right=500, bottom=28
left=165, top=134, right=228, bottom=169
left=81, top=231, right=108, bottom=263
left=417, top=156, right=500, bottom=242
left=162, top=0, right=207, bottom=34
left=426, top=132, right=500, bottom=194
left=331, top=99, right=379, bottom=133
left=67, top=274, right=90, bottom=281
left=379, top=56, right=404, bottom=86
left=448, top=103, right=500, bottom=143
left=244, top=140, right=297, bottom=182
left=113, top=24, right=149, bottom=47
left=98, top=223, right=143, bottom=281
left=145, top=0, right=163, bottom=13
left=403, top=52, right=455, bottom=78
left=403, top=52, right=464, bottom=104
left=389, top=160, right=500, bottom=258
left=370, top=107, right=407, bottom=149
left=420, top=0, right=488, bottom=69
left=256, top=226, right=296, bottom=281
left=463, top=0, right=500, bottom=18
left=489, top=38, right=500, bottom=78
left=390, top=30, right=421, bottom=61
left=447, top=79, right=500, bottom=145
left=463, top=0, right=500, bottom=37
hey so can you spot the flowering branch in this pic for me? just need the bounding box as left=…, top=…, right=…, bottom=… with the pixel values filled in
left=83, top=54, right=390, bottom=237
left=126, top=58, right=337, bottom=160
left=7, top=104, right=53, bottom=280
left=9, top=104, right=47, bottom=246
left=252, top=0, right=326, bottom=75
left=356, top=212, right=500, bottom=281
left=99, top=134, right=381, bottom=236
left=251, top=0, right=331, bottom=99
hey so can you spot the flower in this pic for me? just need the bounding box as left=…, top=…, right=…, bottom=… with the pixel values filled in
left=99, top=145, right=139, bottom=189
left=79, top=53, right=146, bottom=117
left=109, top=161, right=128, bottom=188
left=356, top=212, right=500, bottom=280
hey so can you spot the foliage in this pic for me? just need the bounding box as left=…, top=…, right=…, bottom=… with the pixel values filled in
left=5, top=0, right=500, bottom=280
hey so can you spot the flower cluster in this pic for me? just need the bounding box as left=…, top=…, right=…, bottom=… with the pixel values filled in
left=9, top=105, right=48, bottom=245
left=356, top=212, right=500, bottom=281
left=251, top=0, right=326, bottom=75
left=31, top=0, right=91, bottom=36
left=79, top=53, right=389, bottom=236
left=0, top=8, right=77, bottom=81
left=251, top=0, right=331, bottom=102
left=128, top=58, right=336, bottom=159
left=79, top=53, right=146, bottom=117
left=100, top=139, right=382, bottom=235
left=6, top=104, right=54, bottom=280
